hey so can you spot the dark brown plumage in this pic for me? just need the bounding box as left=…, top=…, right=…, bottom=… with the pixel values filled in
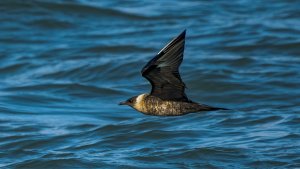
left=141, top=30, right=188, bottom=102
left=119, top=30, right=227, bottom=116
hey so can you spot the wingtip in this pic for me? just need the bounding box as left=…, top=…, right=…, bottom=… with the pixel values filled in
left=156, top=29, right=186, bottom=56
left=179, top=29, right=186, bottom=38
left=171, top=29, right=186, bottom=44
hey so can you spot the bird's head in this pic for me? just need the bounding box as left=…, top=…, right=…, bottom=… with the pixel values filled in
left=119, top=96, right=138, bottom=107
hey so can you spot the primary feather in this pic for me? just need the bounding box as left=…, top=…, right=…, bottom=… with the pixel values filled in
left=141, top=30, right=189, bottom=102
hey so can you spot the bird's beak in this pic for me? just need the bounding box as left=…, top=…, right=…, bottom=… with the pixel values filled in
left=119, top=101, right=128, bottom=105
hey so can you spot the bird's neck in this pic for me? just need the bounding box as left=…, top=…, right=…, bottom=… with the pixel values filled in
left=133, top=93, right=149, bottom=112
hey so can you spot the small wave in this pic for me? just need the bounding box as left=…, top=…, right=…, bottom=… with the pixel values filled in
left=219, top=41, right=300, bottom=55
left=35, top=1, right=153, bottom=20
left=5, top=83, right=123, bottom=96
left=0, top=63, right=28, bottom=75
left=29, top=19, right=74, bottom=29
left=280, top=117, right=300, bottom=126
left=81, top=45, right=154, bottom=54
left=9, top=158, right=101, bottom=169
left=248, top=160, right=289, bottom=168
left=218, top=115, right=282, bottom=127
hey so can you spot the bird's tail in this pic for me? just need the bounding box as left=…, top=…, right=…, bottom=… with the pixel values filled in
left=200, top=104, right=229, bottom=111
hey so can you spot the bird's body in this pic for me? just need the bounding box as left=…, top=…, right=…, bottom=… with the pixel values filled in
left=119, top=30, right=227, bottom=116
left=131, top=94, right=224, bottom=116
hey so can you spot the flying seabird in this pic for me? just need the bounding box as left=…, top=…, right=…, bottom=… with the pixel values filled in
left=119, top=30, right=227, bottom=116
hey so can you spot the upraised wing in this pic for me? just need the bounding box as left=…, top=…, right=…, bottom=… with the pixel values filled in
left=141, top=30, right=189, bottom=102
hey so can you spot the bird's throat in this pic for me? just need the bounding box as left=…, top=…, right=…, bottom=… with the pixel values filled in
left=133, top=93, right=148, bottom=113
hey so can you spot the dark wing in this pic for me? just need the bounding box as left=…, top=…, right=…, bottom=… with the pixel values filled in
left=141, top=30, right=189, bottom=102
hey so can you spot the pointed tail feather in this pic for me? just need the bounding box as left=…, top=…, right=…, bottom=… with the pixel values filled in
left=200, top=104, right=229, bottom=111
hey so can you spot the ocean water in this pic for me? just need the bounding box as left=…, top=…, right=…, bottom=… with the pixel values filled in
left=1, top=0, right=300, bottom=168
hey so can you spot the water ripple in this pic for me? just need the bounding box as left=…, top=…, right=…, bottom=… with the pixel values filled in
left=0, top=0, right=300, bottom=168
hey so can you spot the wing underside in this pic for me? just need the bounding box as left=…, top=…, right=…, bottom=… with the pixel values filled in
left=141, top=30, right=189, bottom=102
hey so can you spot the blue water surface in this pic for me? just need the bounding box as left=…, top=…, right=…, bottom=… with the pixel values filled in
left=0, top=0, right=300, bottom=168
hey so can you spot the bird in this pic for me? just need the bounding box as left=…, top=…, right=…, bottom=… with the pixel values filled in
left=119, top=30, right=227, bottom=116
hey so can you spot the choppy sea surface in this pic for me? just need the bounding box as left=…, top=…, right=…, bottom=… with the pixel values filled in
left=1, top=0, right=300, bottom=168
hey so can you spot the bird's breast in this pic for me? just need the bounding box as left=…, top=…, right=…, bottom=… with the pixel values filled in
left=141, top=96, right=183, bottom=116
